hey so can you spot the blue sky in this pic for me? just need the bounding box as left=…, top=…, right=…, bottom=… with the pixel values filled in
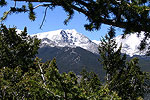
left=0, top=0, right=123, bottom=40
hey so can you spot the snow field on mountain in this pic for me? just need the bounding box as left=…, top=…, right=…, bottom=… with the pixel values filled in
left=33, top=29, right=150, bottom=57
left=32, top=29, right=99, bottom=54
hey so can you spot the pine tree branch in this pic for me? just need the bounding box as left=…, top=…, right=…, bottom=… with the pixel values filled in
left=13, top=0, right=150, bottom=33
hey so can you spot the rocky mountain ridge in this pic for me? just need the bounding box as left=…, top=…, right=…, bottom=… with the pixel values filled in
left=32, top=29, right=98, bottom=54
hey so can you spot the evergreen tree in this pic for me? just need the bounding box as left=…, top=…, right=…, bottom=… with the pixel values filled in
left=0, top=24, right=40, bottom=71
left=99, top=26, right=149, bottom=100
left=78, top=69, right=121, bottom=100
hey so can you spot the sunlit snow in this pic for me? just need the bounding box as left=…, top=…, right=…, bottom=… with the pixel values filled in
left=32, top=29, right=99, bottom=54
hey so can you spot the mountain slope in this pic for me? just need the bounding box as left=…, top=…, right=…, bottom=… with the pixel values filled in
left=37, top=46, right=105, bottom=78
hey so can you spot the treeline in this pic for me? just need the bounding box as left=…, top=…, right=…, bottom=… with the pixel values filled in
left=0, top=25, right=149, bottom=100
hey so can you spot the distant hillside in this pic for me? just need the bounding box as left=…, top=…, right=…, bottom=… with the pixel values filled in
left=37, top=46, right=105, bottom=79
left=128, top=55, right=150, bottom=72
left=37, top=46, right=150, bottom=82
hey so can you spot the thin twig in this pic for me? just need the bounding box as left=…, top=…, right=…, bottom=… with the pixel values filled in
left=33, top=4, right=45, bottom=9
left=14, top=1, right=16, bottom=7
left=40, top=6, right=48, bottom=29
left=33, top=4, right=52, bottom=9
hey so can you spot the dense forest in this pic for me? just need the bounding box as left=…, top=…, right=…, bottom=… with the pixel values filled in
left=0, top=0, right=150, bottom=100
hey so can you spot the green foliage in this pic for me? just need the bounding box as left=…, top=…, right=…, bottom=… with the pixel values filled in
left=0, top=24, right=40, bottom=71
left=0, top=0, right=6, bottom=7
left=0, top=11, right=10, bottom=21
left=78, top=69, right=121, bottom=99
left=0, top=57, right=121, bottom=100
left=28, top=3, right=36, bottom=21
left=0, top=59, right=48, bottom=100
left=99, top=27, right=149, bottom=100
left=0, top=3, right=35, bottom=22
left=79, top=69, right=102, bottom=98
left=99, top=27, right=126, bottom=81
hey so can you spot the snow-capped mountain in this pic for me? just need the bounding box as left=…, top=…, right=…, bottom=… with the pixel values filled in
left=92, top=40, right=101, bottom=45
left=93, top=32, right=150, bottom=57
left=115, top=32, right=149, bottom=56
left=32, top=29, right=150, bottom=57
left=32, top=29, right=99, bottom=54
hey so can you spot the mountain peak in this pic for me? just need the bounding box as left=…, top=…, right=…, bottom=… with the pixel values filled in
left=92, top=32, right=149, bottom=57
left=33, top=29, right=80, bottom=40
left=115, top=32, right=148, bottom=56
left=32, top=29, right=99, bottom=54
